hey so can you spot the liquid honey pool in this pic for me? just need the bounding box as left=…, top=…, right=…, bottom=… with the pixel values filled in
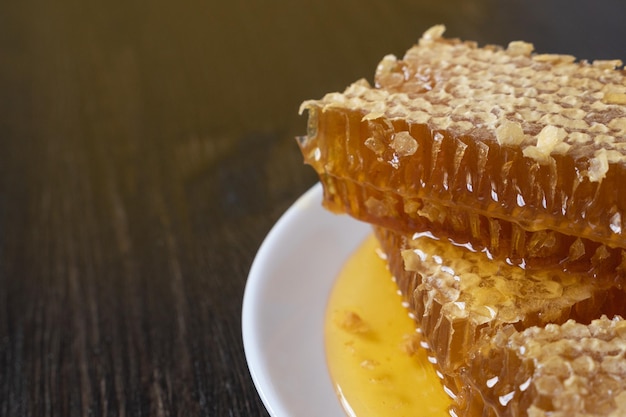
left=325, top=234, right=451, bottom=417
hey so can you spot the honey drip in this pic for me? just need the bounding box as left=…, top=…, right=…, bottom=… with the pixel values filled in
left=325, top=234, right=450, bottom=417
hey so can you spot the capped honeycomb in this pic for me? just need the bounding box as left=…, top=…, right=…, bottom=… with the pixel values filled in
left=298, top=26, right=626, bottom=278
left=374, top=226, right=626, bottom=403
left=460, top=317, right=626, bottom=417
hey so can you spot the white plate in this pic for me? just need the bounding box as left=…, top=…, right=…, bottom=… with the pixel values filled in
left=242, top=183, right=370, bottom=417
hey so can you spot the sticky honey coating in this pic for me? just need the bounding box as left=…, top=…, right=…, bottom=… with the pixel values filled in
left=374, top=226, right=626, bottom=417
left=298, top=26, right=626, bottom=279
left=324, top=234, right=450, bottom=417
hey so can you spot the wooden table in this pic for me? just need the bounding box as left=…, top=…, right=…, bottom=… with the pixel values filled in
left=1, top=1, right=625, bottom=415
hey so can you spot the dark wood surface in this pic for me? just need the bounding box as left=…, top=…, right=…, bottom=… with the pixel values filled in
left=1, top=1, right=625, bottom=415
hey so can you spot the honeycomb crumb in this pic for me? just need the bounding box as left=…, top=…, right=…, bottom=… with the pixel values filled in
left=360, top=359, right=380, bottom=370
left=522, top=125, right=567, bottom=163
left=568, top=238, right=586, bottom=261
left=390, top=131, right=418, bottom=156
left=610, top=212, right=622, bottom=235
left=337, top=310, right=370, bottom=334
left=532, top=54, right=576, bottom=64
left=495, top=120, right=526, bottom=146
left=588, top=149, right=610, bottom=182
left=375, top=54, right=402, bottom=89
left=400, top=332, right=422, bottom=356
left=365, top=196, right=396, bottom=218
left=364, top=136, right=385, bottom=156
left=593, top=59, right=623, bottom=70
left=421, top=24, right=446, bottom=42
left=506, top=40, right=534, bottom=56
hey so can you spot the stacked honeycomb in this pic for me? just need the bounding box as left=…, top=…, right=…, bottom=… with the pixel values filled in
left=299, top=25, right=626, bottom=277
left=299, top=26, right=626, bottom=416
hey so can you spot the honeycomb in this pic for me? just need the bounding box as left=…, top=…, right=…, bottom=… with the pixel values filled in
left=461, top=317, right=626, bottom=417
left=299, top=26, right=626, bottom=416
left=298, top=26, right=626, bottom=278
left=374, top=226, right=626, bottom=411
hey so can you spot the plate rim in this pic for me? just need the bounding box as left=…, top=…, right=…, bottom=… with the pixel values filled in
left=242, top=182, right=370, bottom=417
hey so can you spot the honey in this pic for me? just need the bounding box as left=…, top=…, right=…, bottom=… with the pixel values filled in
left=325, top=234, right=450, bottom=417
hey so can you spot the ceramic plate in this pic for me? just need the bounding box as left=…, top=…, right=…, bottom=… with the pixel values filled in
left=242, top=183, right=370, bottom=417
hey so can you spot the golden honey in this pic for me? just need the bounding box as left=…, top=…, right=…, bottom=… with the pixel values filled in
left=325, top=234, right=450, bottom=417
